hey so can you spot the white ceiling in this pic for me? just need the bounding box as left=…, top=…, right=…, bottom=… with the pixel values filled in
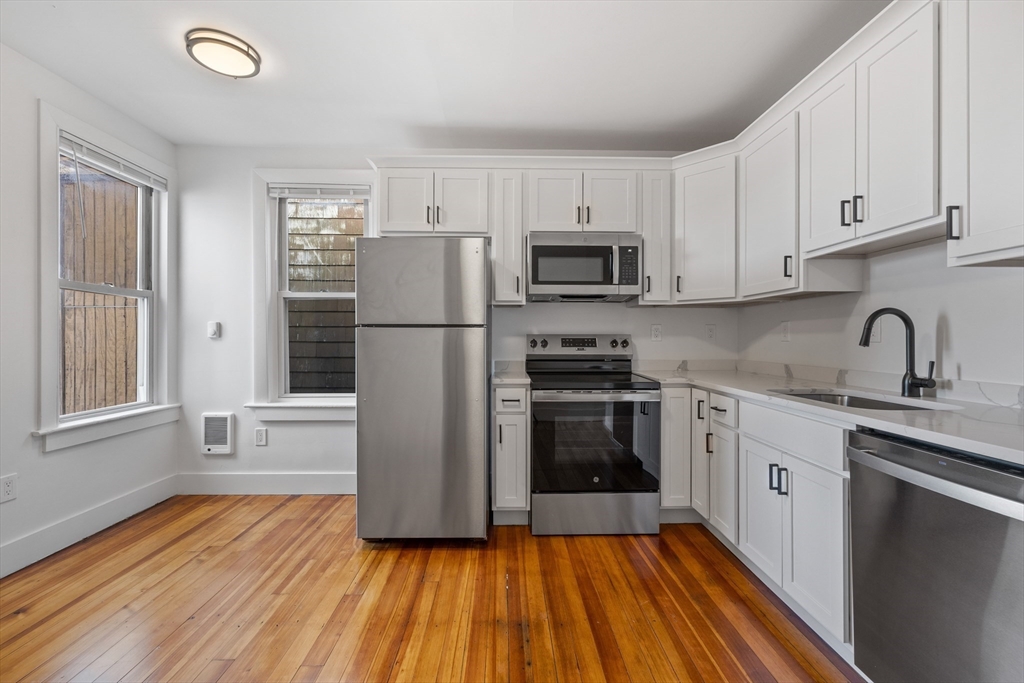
left=0, top=0, right=890, bottom=152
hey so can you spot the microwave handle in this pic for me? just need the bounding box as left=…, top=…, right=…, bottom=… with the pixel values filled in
left=611, top=245, right=619, bottom=285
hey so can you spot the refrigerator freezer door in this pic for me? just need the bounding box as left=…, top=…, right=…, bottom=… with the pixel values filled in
left=357, top=326, right=488, bottom=539
left=356, top=237, right=489, bottom=326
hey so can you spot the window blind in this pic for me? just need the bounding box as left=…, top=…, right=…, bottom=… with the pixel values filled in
left=58, top=133, right=168, bottom=192
left=268, top=184, right=371, bottom=200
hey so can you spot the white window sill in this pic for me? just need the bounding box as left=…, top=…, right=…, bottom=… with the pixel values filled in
left=33, top=403, right=181, bottom=452
left=244, top=400, right=356, bottom=422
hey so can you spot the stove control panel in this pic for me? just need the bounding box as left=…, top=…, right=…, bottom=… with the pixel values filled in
left=526, top=334, right=633, bottom=356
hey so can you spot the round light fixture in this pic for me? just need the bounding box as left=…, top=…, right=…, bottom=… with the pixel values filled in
left=185, top=28, right=261, bottom=78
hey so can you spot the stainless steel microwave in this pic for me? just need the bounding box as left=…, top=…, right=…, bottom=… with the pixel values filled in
left=527, top=233, right=643, bottom=302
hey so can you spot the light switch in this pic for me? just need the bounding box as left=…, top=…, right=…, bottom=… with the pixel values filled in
left=207, top=322, right=221, bottom=339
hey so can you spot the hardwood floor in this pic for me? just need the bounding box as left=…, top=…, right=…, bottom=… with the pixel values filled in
left=0, top=496, right=863, bottom=682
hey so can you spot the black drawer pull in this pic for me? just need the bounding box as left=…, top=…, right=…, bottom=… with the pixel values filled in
left=709, top=406, right=727, bottom=413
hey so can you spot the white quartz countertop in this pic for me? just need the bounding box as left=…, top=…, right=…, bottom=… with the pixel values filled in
left=493, top=366, right=530, bottom=385
left=634, top=368, right=1024, bottom=466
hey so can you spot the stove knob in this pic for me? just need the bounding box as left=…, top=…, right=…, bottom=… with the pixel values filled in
left=621, top=338, right=630, bottom=349
left=540, top=339, right=548, bottom=349
left=609, top=339, right=619, bottom=348
left=529, top=338, right=538, bottom=349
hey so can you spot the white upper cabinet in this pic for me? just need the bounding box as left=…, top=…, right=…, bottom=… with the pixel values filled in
left=800, top=66, right=857, bottom=252
left=379, top=169, right=489, bottom=235
left=854, top=3, right=938, bottom=237
left=527, top=170, right=638, bottom=233
left=379, top=169, right=434, bottom=233
left=739, top=113, right=799, bottom=297
left=674, top=156, right=737, bottom=301
left=942, top=0, right=1024, bottom=266
left=583, top=171, right=638, bottom=233
left=641, top=171, right=672, bottom=303
left=434, top=170, right=489, bottom=234
left=491, top=170, right=525, bottom=304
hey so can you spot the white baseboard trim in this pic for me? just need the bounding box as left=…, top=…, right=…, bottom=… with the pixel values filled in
left=660, top=507, right=704, bottom=524
left=177, top=471, right=356, bottom=495
left=0, top=474, right=178, bottom=578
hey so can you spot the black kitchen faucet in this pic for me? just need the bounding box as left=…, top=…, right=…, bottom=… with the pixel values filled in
left=859, top=307, right=937, bottom=398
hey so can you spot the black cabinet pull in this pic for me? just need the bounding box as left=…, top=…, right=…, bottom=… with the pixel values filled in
left=696, top=400, right=704, bottom=420
left=946, top=205, right=961, bottom=240
left=783, top=255, right=793, bottom=278
left=840, top=199, right=852, bottom=227
left=706, top=433, right=713, bottom=454
left=436, top=205, right=441, bottom=225
left=852, top=195, right=864, bottom=223
left=676, top=275, right=681, bottom=293
left=646, top=275, right=651, bottom=293
left=709, top=406, right=726, bottom=413
left=769, top=463, right=779, bottom=491
left=427, top=205, right=431, bottom=224
left=586, top=206, right=591, bottom=224
left=778, top=467, right=789, bottom=496
left=499, top=424, right=502, bottom=444
left=516, top=275, right=520, bottom=294
left=576, top=206, right=581, bottom=224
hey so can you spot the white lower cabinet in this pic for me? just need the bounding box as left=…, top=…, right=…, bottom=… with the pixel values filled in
left=660, top=388, right=692, bottom=508
left=690, top=389, right=710, bottom=519
left=493, top=387, right=529, bottom=514
left=708, top=420, right=738, bottom=544
left=738, top=436, right=784, bottom=585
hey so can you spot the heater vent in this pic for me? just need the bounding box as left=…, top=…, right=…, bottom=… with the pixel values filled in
left=202, top=413, right=233, bottom=454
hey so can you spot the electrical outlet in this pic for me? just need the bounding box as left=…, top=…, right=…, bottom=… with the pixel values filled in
left=0, top=474, right=17, bottom=503
left=870, top=322, right=881, bottom=343
left=705, top=324, right=716, bottom=341
left=255, top=428, right=268, bottom=446
left=781, top=321, right=791, bottom=342
left=651, top=324, right=662, bottom=342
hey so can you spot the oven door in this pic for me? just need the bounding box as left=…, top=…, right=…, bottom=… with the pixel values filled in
left=531, top=391, right=661, bottom=494
left=528, top=243, right=618, bottom=297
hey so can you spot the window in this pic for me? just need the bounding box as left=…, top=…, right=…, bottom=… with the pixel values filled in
left=57, top=135, right=159, bottom=418
left=273, top=187, right=367, bottom=396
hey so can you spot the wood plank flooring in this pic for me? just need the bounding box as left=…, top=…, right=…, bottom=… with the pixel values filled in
left=0, top=496, right=863, bottom=682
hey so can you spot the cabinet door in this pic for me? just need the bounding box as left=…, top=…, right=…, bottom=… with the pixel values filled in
left=781, top=454, right=847, bottom=641
left=855, top=3, right=938, bottom=237
left=526, top=171, right=583, bottom=232
left=494, top=413, right=528, bottom=509
left=690, top=390, right=710, bottom=519
left=380, top=169, right=434, bottom=233
left=738, top=437, right=784, bottom=585
left=800, top=65, right=857, bottom=252
left=942, top=0, right=1024, bottom=263
left=674, top=156, right=736, bottom=301
left=641, top=171, right=672, bottom=302
left=492, top=171, right=525, bottom=304
left=660, top=388, right=692, bottom=508
left=435, top=170, right=489, bottom=234
left=584, top=171, right=638, bottom=233
left=739, top=113, right=799, bottom=297
left=709, top=424, right=738, bottom=544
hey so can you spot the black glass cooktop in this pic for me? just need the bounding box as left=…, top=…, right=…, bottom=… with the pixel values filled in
left=527, top=372, right=659, bottom=391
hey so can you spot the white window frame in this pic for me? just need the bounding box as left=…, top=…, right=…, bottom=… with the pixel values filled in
left=35, top=103, right=179, bottom=451
left=246, top=169, right=376, bottom=422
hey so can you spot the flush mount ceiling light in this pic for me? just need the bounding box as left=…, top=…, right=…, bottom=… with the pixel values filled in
left=185, top=28, right=261, bottom=78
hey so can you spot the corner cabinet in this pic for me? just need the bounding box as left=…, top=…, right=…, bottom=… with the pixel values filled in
left=739, top=113, right=799, bottom=297
left=941, top=0, right=1024, bottom=266
left=640, top=171, right=672, bottom=303
left=493, top=386, right=529, bottom=519
left=660, top=388, right=692, bottom=507
left=379, top=169, right=489, bottom=234
left=673, top=156, right=737, bottom=302
left=491, top=171, right=525, bottom=304
left=526, top=170, right=638, bottom=233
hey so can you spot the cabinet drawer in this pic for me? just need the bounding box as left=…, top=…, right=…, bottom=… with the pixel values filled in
left=495, top=387, right=527, bottom=413
left=709, top=393, right=738, bottom=429
left=741, top=402, right=844, bottom=472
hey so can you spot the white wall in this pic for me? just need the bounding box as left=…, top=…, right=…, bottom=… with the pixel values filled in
left=0, top=44, right=179, bottom=576
left=738, top=241, right=1024, bottom=386
left=493, top=304, right=737, bottom=362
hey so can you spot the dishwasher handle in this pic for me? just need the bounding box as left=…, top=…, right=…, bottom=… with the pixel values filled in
left=848, top=447, right=1024, bottom=521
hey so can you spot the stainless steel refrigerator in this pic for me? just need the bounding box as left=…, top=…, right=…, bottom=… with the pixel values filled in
left=355, top=237, right=489, bottom=540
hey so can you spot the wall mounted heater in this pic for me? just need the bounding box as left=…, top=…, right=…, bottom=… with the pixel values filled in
left=201, top=412, right=233, bottom=454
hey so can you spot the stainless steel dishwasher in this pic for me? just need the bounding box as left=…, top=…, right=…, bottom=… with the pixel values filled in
left=849, top=430, right=1024, bottom=683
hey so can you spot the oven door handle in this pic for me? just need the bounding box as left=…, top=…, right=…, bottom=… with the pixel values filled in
left=531, top=390, right=661, bottom=403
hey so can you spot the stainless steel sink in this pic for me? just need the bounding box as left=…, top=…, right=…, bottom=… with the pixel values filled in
left=768, top=390, right=937, bottom=411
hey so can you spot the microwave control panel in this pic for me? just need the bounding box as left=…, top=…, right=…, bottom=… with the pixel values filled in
left=618, top=246, right=639, bottom=285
